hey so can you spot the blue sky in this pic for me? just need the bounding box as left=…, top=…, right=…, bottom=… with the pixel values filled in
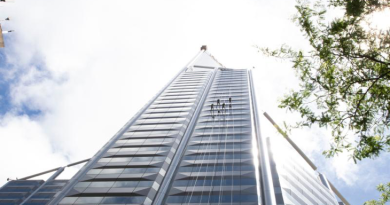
left=0, top=51, right=12, bottom=115
left=0, top=49, right=44, bottom=117
left=0, top=0, right=389, bottom=204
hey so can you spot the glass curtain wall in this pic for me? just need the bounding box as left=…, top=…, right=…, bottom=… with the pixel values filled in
left=23, top=180, right=69, bottom=205
left=267, top=136, right=339, bottom=205
left=58, top=70, right=213, bottom=205
left=165, top=69, right=260, bottom=205
left=0, top=180, right=44, bottom=205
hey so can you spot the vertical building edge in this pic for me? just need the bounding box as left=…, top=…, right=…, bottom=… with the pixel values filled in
left=248, top=70, right=277, bottom=205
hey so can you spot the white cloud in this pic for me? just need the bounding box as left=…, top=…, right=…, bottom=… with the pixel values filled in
left=329, top=152, right=359, bottom=185
left=0, top=114, right=68, bottom=180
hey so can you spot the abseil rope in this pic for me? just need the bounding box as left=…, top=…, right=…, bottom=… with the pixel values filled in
left=185, top=70, right=221, bottom=204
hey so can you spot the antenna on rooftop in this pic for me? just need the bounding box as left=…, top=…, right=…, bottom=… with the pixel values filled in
left=0, top=24, right=13, bottom=48
left=0, top=7, right=14, bottom=48
left=0, top=24, right=5, bottom=48
left=0, top=0, right=14, bottom=48
left=1, top=29, right=13, bottom=33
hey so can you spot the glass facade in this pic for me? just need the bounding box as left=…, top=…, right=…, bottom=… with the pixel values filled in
left=267, top=136, right=339, bottom=205
left=58, top=68, right=214, bottom=205
left=164, top=69, right=259, bottom=205
left=0, top=180, right=68, bottom=205
left=0, top=180, right=43, bottom=205
left=0, top=50, right=346, bottom=205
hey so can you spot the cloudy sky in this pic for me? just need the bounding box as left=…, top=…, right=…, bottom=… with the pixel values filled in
left=0, top=0, right=389, bottom=204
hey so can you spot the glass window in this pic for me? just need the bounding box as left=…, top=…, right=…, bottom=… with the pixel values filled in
left=75, top=182, right=91, bottom=188
left=122, top=168, right=146, bottom=174
left=220, top=195, right=232, bottom=203
left=152, top=156, right=165, bottom=161
left=120, top=148, right=139, bottom=152
left=159, top=146, right=170, bottom=151
left=241, top=165, right=255, bottom=171
left=100, top=196, right=147, bottom=204
left=89, top=182, right=114, bottom=188
left=74, top=197, right=103, bottom=204
left=98, top=158, right=111, bottom=163
left=87, top=169, right=102, bottom=174
left=100, top=197, right=128, bottom=204
left=188, top=196, right=201, bottom=203
left=127, top=139, right=145, bottom=144
left=241, top=154, right=252, bottom=159
left=183, top=155, right=196, bottom=160
left=138, top=147, right=158, bottom=151
left=39, top=187, right=62, bottom=192
left=173, top=180, right=188, bottom=186
left=107, top=148, right=120, bottom=153
left=209, top=195, right=219, bottom=203
left=146, top=168, right=160, bottom=173
left=59, top=197, right=78, bottom=204
left=100, top=169, right=123, bottom=174
left=47, top=181, right=67, bottom=186
left=113, top=181, right=138, bottom=187
left=10, top=181, right=41, bottom=185
left=163, top=138, right=174, bottom=142
left=3, top=187, right=32, bottom=192
left=146, top=138, right=164, bottom=143
left=128, top=196, right=146, bottom=204
left=240, top=195, right=258, bottom=202
left=31, top=193, right=54, bottom=199
left=115, top=139, right=128, bottom=144
left=241, top=179, right=256, bottom=185
left=167, top=196, right=184, bottom=203
left=178, top=167, right=192, bottom=172
left=0, top=194, right=24, bottom=199
left=137, top=181, right=153, bottom=187
left=110, top=157, right=132, bottom=162
left=131, top=157, right=153, bottom=162
left=241, top=144, right=252, bottom=149
left=87, top=169, right=101, bottom=175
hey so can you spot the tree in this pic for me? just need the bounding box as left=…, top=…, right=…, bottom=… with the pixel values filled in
left=365, top=183, right=390, bottom=205
left=261, top=0, right=389, bottom=203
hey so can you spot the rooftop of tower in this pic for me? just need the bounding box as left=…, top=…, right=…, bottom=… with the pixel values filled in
left=186, top=45, right=225, bottom=71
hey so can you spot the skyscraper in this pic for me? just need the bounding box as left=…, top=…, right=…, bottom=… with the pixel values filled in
left=0, top=47, right=349, bottom=205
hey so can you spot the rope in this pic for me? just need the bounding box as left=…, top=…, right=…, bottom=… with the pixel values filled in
left=185, top=70, right=221, bottom=204
left=230, top=71, right=235, bottom=205
left=197, top=115, right=216, bottom=204
left=185, top=70, right=240, bottom=204
left=218, top=71, right=230, bottom=205
left=206, top=71, right=224, bottom=204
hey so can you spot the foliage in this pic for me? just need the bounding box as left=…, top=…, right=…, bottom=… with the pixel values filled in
left=261, top=0, right=390, bottom=203
left=261, top=0, right=390, bottom=162
left=364, top=183, right=390, bottom=205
